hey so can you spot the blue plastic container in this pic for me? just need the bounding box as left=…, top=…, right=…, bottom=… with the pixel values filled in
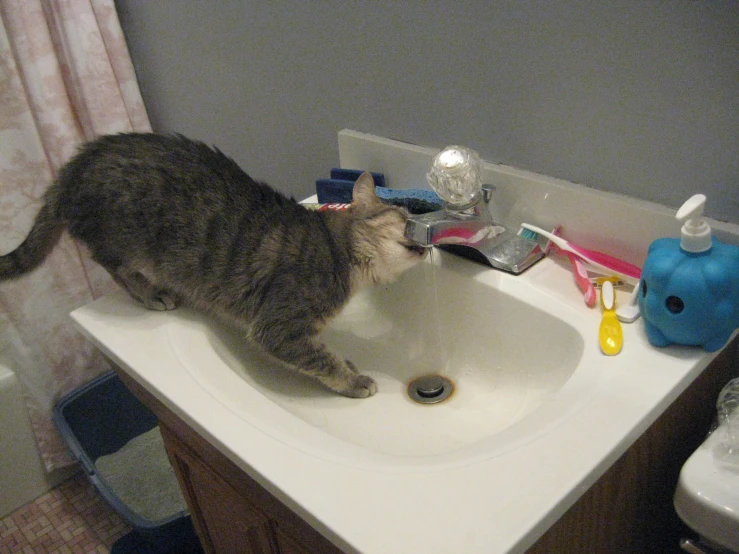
left=639, top=194, right=739, bottom=352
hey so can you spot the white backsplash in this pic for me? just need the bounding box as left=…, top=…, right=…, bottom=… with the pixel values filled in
left=338, top=129, right=739, bottom=267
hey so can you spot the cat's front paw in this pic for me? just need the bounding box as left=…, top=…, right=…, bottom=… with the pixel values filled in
left=339, top=374, right=378, bottom=398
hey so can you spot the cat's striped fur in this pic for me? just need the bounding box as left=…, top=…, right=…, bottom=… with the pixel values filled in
left=0, top=133, right=427, bottom=397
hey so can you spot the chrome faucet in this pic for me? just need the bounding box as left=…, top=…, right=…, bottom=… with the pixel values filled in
left=404, top=146, right=547, bottom=274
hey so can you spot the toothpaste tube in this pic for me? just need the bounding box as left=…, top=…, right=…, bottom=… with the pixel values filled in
left=302, top=203, right=351, bottom=211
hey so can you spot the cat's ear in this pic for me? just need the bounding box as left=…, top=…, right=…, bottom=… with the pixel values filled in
left=351, top=172, right=383, bottom=210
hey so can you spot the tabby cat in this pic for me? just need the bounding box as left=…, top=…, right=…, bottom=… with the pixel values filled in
left=0, top=133, right=427, bottom=397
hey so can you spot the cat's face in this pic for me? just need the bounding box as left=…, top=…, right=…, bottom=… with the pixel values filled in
left=350, top=173, right=428, bottom=286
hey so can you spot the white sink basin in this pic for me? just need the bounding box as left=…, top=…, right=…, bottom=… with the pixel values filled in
left=168, top=252, right=597, bottom=471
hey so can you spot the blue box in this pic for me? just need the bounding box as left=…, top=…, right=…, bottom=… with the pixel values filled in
left=53, top=371, right=200, bottom=553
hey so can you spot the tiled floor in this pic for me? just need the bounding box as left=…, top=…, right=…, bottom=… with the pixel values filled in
left=0, top=472, right=131, bottom=554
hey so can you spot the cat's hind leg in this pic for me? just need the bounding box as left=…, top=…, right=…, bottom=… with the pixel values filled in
left=104, top=264, right=178, bottom=311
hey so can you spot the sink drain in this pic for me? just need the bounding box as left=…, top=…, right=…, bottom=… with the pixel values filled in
left=408, top=375, right=454, bottom=404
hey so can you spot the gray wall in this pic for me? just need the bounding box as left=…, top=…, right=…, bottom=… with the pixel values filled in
left=115, top=1, right=738, bottom=224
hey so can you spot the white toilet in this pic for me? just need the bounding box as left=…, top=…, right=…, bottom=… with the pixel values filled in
left=674, top=425, right=739, bottom=553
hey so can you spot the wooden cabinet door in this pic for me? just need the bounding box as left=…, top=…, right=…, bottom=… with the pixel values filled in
left=162, top=425, right=277, bottom=554
left=273, top=526, right=313, bottom=554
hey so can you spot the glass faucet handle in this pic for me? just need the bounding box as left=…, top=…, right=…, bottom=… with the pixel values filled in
left=426, top=145, right=483, bottom=206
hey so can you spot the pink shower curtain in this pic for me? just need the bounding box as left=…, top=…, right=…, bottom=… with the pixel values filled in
left=0, top=0, right=151, bottom=471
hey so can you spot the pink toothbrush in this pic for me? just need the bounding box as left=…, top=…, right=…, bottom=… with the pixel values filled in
left=521, top=224, right=642, bottom=282
left=562, top=249, right=597, bottom=307
left=546, top=227, right=596, bottom=307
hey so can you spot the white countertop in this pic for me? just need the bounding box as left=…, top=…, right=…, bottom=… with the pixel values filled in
left=71, top=253, right=721, bottom=554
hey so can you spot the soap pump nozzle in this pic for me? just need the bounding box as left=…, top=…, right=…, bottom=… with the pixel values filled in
left=676, top=194, right=712, bottom=253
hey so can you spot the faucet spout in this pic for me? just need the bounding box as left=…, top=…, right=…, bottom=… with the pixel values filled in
left=404, top=191, right=546, bottom=274
left=403, top=207, right=504, bottom=248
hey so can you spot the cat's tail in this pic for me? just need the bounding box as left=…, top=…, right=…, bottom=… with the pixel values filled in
left=0, top=186, right=65, bottom=279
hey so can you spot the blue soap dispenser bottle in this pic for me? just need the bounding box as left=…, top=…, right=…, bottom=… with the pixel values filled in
left=638, top=194, right=739, bottom=352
